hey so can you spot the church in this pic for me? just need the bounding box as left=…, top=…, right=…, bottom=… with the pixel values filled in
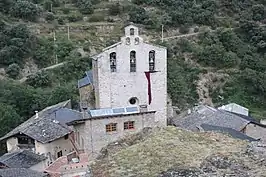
left=74, top=24, right=169, bottom=157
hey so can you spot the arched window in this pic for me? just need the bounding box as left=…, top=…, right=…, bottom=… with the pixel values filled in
left=110, top=52, right=116, bottom=72
left=149, top=50, right=155, bottom=71
left=130, top=28, right=134, bottom=35
left=130, top=51, right=136, bottom=72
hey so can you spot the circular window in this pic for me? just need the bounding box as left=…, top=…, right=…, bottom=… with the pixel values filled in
left=129, top=97, right=138, bottom=105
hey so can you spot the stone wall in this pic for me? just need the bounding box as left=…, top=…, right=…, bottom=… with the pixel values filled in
left=35, top=137, right=74, bottom=162
left=246, top=123, right=266, bottom=143
left=77, top=112, right=155, bottom=157
left=79, top=85, right=95, bottom=109
left=6, top=137, right=19, bottom=152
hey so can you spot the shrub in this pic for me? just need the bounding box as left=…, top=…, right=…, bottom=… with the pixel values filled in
left=62, top=7, right=70, bottom=14
left=179, top=25, right=190, bottom=34
left=89, top=14, right=105, bottom=22
left=57, top=17, right=65, bottom=25
left=67, top=12, right=83, bottom=22
left=76, top=0, right=94, bottom=14
left=128, top=5, right=148, bottom=24
left=194, top=27, right=199, bottom=33
left=45, top=12, right=55, bottom=22
left=108, top=3, right=121, bottom=16
left=6, top=63, right=20, bottom=79
left=26, top=71, right=52, bottom=88
left=11, top=0, right=40, bottom=21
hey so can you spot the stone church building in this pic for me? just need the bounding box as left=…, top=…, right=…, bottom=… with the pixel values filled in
left=74, top=24, right=169, bottom=157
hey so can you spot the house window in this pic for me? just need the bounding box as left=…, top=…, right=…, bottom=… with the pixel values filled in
left=130, top=28, right=134, bottom=35
left=64, top=135, right=68, bottom=140
left=149, top=50, right=155, bottom=71
left=57, top=151, right=63, bottom=158
left=18, top=137, right=29, bottom=144
left=124, top=121, right=135, bottom=130
left=106, top=123, right=117, bottom=132
left=130, top=51, right=136, bottom=72
left=110, top=52, right=116, bottom=72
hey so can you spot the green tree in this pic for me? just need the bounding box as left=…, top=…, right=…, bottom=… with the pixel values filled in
left=10, top=0, right=40, bottom=21
left=0, top=103, right=21, bottom=137
left=128, top=6, right=148, bottom=24
left=6, top=63, right=20, bottom=79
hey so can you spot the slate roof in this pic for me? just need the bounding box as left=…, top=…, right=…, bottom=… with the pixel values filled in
left=78, top=70, right=93, bottom=88
left=0, top=149, right=47, bottom=168
left=200, top=124, right=257, bottom=142
left=173, top=105, right=250, bottom=132
left=0, top=100, right=82, bottom=143
left=0, top=168, right=47, bottom=177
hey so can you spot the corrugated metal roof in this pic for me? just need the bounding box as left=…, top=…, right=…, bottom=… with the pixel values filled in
left=89, top=106, right=139, bottom=118
left=78, top=70, right=93, bottom=88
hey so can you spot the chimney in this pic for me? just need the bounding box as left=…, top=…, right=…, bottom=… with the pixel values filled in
left=260, top=119, right=266, bottom=125
left=35, top=111, right=39, bottom=119
left=139, top=105, right=148, bottom=112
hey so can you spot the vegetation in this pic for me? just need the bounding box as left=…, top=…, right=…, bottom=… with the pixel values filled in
left=0, top=0, right=266, bottom=151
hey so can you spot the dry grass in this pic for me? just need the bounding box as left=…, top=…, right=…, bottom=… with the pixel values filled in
left=92, top=126, right=248, bottom=177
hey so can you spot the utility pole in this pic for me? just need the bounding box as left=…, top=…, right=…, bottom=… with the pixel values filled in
left=53, top=31, right=58, bottom=64
left=161, top=24, right=164, bottom=43
left=67, top=25, right=70, bottom=40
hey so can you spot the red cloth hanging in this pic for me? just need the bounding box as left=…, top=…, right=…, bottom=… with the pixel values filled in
left=145, top=72, right=152, bottom=105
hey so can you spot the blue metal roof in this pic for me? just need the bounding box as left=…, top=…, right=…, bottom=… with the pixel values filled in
left=78, top=70, right=93, bottom=88
left=201, top=124, right=257, bottom=142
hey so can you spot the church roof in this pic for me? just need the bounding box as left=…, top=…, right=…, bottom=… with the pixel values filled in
left=78, top=70, right=93, bottom=88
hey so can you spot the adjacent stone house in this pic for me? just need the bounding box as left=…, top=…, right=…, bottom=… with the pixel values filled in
left=0, top=149, right=48, bottom=172
left=68, top=106, right=156, bottom=157
left=172, top=104, right=266, bottom=143
left=0, top=100, right=82, bottom=164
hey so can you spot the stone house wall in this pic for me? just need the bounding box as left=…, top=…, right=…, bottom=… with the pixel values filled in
left=35, top=137, right=74, bottom=162
left=74, top=111, right=155, bottom=157
left=246, top=123, right=266, bottom=143
left=79, top=85, right=95, bottom=109
left=93, top=25, right=167, bottom=127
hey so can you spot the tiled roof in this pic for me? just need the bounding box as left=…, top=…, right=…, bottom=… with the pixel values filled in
left=173, top=105, right=250, bottom=132
left=0, top=168, right=47, bottom=177
left=0, top=100, right=82, bottom=143
left=200, top=124, right=257, bottom=142
left=78, top=70, right=93, bottom=88
left=0, top=149, right=47, bottom=168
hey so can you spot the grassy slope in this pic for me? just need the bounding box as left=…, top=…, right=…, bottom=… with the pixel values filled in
left=91, top=127, right=251, bottom=177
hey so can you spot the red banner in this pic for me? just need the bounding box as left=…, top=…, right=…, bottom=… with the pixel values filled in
left=145, top=72, right=152, bottom=105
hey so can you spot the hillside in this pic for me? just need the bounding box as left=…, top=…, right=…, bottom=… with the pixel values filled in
left=0, top=0, right=266, bottom=141
left=91, top=127, right=266, bottom=177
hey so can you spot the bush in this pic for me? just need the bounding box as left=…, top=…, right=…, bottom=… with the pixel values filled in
left=45, top=12, right=55, bottom=21
left=57, top=17, right=65, bottom=25
left=128, top=5, right=148, bottom=24
left=62, top=7, right=70, bottom=14
left=194, top=27, right=199, bottom=33
left=67, top=12, right=83, bottom=22
left=6, top=63, right=20, bottom=79
left=26, top=71, right=52, bottom=88
left=179, top=25, right=190, bottom=34
left=11, top=0, right=40, bottom=21
left=89, top=14, right=105, bottom=22
left=76, top=0, right=94, bottom=14
left=108, top=3, right=121, bottom=16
